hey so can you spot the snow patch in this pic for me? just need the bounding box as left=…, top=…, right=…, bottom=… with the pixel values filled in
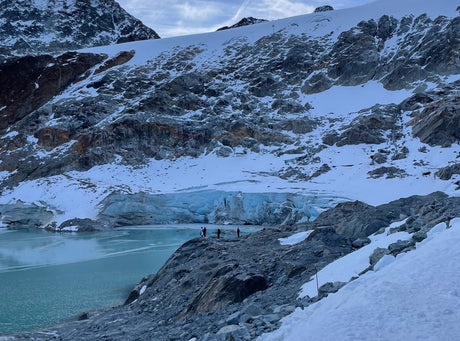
left=279, top=231, right=313, bottom=246
left=299, top=219, right=411, bottom=299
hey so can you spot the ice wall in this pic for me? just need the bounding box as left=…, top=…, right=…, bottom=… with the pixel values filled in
left=97, top=190, right=342, bottom=226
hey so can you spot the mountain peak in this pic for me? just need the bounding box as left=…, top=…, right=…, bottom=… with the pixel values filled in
left=0, top=0, right=159, bottom=61
left=217, top=17, right=268, bottom=31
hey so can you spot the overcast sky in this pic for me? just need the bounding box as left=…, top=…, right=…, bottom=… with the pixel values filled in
left=117, top=0, right=376, bottom=38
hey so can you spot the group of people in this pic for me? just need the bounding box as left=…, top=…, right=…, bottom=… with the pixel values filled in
left=200, top=226, right=241, bottom=239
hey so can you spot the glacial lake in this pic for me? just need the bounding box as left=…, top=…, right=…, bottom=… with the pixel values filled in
left=0, top=225, right=253, bottom=336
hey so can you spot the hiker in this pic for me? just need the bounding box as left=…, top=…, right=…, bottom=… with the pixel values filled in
left=217, top=228, right=221, bottom=239
left=237, top=227, right=240, bottom=238
left=203, top=226, right=207, bottom=237
left=200, top=226, right=204, bottom=237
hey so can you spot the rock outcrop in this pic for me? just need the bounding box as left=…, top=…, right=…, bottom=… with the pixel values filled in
left=0, top=52, right=106, bottom=130
left=314, top=5, right=334, bottom=13
left=217, top=17, right=267, bottom=31
left=410, top=90, right=460, bottom=147
left=0, top=0, right=159, bottom=61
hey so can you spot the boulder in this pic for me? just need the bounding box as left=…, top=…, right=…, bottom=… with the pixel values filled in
left=435, top=163, right=460, bottom=180
left=367, top=166, right=407, bottom=179
left=370, top=153, right=387, bottom=164
left=318, top=281, right=346, bottom=296
left=369, top=247, right=390, bottom=267
left=388, top=239, right=415, bottom=255
left=352, top=237, right=371, bottom=248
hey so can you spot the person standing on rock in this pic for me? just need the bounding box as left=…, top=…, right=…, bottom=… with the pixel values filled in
left=203, top=226, right=207, bottom=237
left=237, top=227, right=240, bottom=238
left=200, top=226, right=204, bottom=237
left=217, top=228, right=221, bottom=239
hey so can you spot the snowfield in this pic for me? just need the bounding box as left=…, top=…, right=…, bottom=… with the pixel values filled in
left=260, top=218, right=460, bottom=341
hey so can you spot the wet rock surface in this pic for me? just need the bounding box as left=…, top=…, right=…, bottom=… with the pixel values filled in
left=11, top=192, right=460, bottom=340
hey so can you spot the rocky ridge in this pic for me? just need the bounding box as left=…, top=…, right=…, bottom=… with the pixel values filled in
left=11, top=192, right=460, bottom=340
left=217, top=17, right=268, bottom=31
left=0, top=0, right=159, bottom=61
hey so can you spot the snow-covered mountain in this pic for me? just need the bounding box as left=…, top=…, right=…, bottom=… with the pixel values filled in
left=0, top=0, right=459, bottom=231
left=0, top=0, right=159, bottom=61
left=1, top=0, right=460, bottom=340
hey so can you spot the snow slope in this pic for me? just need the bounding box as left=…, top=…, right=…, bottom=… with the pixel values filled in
left=260, top=218, right=460, bottom=341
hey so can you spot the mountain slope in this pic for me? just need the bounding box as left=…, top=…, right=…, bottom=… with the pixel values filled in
left=0, top=0, right=459, bottom=230
left=0, top=0, right=159, bottom=61
left=260, top=217, right=460, bottom=341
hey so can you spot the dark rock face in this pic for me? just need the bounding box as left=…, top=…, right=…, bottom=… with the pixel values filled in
left=436, top=163, right=460, bottom=180
left=0, top=0, right=159, bottom=60
left=322, top=104, right=401, bottom=146
left=0, top=52, right=106, bottom=130
left=328, top=23, right=381, bottom=86
left=304, top=192, right=451, bottom=240
left=186, top=273, right=268, bottom=314
left=410, top=94, right=460, bottom=147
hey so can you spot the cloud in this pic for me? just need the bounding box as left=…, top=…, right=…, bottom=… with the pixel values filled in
left=236, top=0, right=316, bottom=21
left=173, top=1, right=223, bottom=21
left=117, top=0, right=376, bottom=37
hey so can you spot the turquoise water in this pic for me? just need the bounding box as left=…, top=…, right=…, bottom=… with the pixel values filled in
left=0, top=225, right=241, bottom=336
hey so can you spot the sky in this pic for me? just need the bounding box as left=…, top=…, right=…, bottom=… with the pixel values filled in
left=117, top=0, right=376, bottom=38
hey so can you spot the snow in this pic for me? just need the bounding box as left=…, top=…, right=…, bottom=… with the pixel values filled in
left=279, top=230, right=313, bottom=246
left=306, top=81, right=412, bottom=118
left=299, top=219, right=410, bottom=299
left=2, top=131, right=18, bottom=139
left=259, top=218, right=460, bottom=341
